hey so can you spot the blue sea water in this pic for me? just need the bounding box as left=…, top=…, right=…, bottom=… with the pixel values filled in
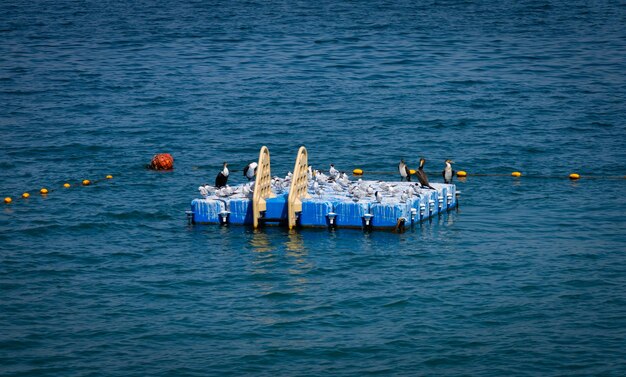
left=1, top=0, right=626, bottom=375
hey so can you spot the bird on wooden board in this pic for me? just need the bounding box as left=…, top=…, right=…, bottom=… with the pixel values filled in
left=375, top=191, right=383, bottom=203
left=416, top=158, right=435, bottom=190
left=243, top=161, right=258, bottom=181
left=398, top=159, right=411, bottom=182
left=442, top=159, right=455, bottom=184
left=215, top=162, right=229, bottom=188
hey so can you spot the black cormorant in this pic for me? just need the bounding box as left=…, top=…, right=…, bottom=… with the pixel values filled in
left=416, top=158, right=435, bottom=190
left=215, top=162, right=229, bottom=188
left=243, top=162, right=258, bottom=181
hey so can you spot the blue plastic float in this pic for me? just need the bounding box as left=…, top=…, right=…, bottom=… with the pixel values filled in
left=191, top=181, right=456, bottom=231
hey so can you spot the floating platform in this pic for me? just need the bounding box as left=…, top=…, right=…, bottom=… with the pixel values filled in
left=190, top=146, right=457, bottom=231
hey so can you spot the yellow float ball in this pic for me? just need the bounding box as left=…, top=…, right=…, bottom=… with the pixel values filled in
left=569, top=173, right=580, bottom=180
left=82, top=179, right=90, bottom=186
left=40, top=188, right=48, bottom=195
left=106, top=175, right=113, bottom=179
left=409, top=169, right=416, bottom=175
left=22, top=192, right=30, bottom=199
left=511, top=171, right=522, bottom=177
left=4, top=197, right=12, bottom=204
left=457, top=170, right=467, bottom=177
left=353, top=168, right=363, bottom=175
left=64, top=183, right=71, bottom=188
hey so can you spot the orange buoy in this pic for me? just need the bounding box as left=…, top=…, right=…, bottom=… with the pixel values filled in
left=511, top=171, right=522, bottom=177
left=63, top=183, right=71, bottom=188
left=457, top=171, right=467, bottom=177
left=409, top=169, right=416, bottom=175
left=352, top=168, right=363, bottom=175
left=149, top=153, right=174, bottom=170
left=569, top=173, right=580, bottom=180
left=22, top=192, right=30, bottom=199
left=40, top=188, right=48, bottom=195
left=4, top=197, right=11, bottom=204
left=82, top=179, right=91, bottom=186
left=106, top=175, right=113, bottom=179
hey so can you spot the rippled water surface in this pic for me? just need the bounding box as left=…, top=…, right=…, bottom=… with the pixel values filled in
left=1, top=0, right=626, bottom=375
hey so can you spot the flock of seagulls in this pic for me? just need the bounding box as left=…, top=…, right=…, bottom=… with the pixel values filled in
left=199, top=158, right=456, bottom=203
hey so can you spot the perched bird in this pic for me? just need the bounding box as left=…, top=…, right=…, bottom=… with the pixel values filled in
left=367, top=185, right=374, bottom=196
left=215, top=162, right=229, bottom=188
left=442, top=159, right=455, bottom=184
left=337, top=173, right=350, bottom=187
left=411, top=183, right=420, bottom=196
left=242, top=184, right=252, bottom=197
left=416, top=158, right=435, bottom=190
left=312, top=181, right=320, bottom=192
left=223, top=185, right=235, bottom=196
left=217, top=186, right=230, bottom=197
left=243, top=162, right=258, bottom=181
left=315, top=171, right=328, bottom=182
left=271, top=177, right=283, bottom=192
left=398, top=160, right=411, bottom=182
left=358, top=180, right=368, bottom=192
left=329, top=164, right=339, bottom=178
left=375, top=191, right=383, bottom=203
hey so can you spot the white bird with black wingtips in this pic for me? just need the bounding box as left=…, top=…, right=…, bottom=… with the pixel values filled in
left=400, top=191, right=408, bottom=203
left=412, top=183, right=420, bottom=197
left=329, top=164, right=339, bottom=178
left=375, top=191, right=383, bottom=203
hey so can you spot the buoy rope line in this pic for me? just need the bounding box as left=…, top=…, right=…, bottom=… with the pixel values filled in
left=4, top=165, right=624, bottom=206
left=456, top=173, right=625, bottom=180
left=351, top=170, right=625, bottom=180
left=3, top=175, right=114, bottom=205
